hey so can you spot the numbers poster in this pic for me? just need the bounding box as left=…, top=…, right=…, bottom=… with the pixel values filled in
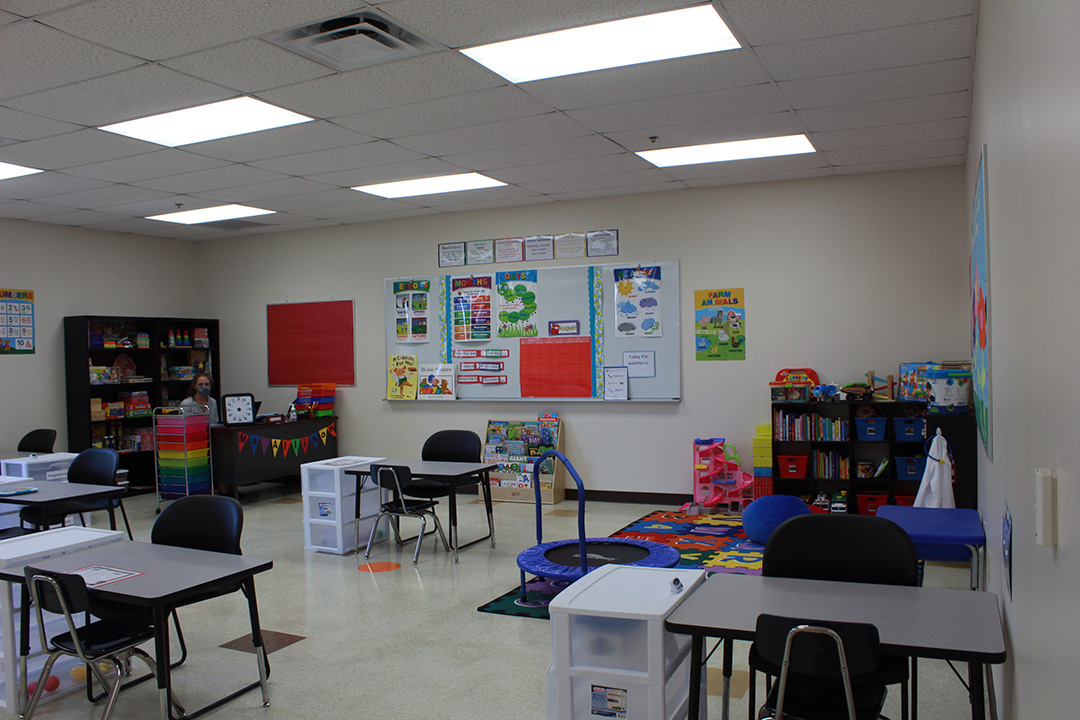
left=613, top=266, right=662, bottom=337
left=393, top=280, right=430, bottom=343
left=694, top=288, right=746, bottom=361
left=0, top=288, right=35, bottom=354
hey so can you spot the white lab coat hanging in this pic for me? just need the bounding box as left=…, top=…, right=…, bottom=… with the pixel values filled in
left=914, top=428, right=955, bottom=508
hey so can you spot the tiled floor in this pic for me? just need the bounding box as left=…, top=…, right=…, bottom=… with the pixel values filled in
left=4, top=487, right=986, bottom=720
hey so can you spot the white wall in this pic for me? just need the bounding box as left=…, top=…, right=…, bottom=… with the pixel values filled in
left=0, top=218, right=198, bottom=449
left=194, top=168, right=969, bottom=495
left=967, top=0, right=1080, bottom=715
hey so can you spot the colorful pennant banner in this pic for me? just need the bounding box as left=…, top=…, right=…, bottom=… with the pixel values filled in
left=235, top=421, right=337, bottom=458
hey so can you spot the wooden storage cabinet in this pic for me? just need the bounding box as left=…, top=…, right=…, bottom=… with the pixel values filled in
left=64, top=316, right=219, bottom=489
left=483, top=416, right=565, bottom=504
left=771, top=400, right=977, bottom=511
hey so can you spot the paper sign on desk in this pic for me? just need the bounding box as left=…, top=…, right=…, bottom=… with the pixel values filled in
left=0, top=487, right=37, bottom=496
left=72, top=565, right=143, bottom=588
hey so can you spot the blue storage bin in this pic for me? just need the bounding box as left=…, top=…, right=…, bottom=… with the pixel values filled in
left=893, top=417, right=926, bottom=441
left=894, top=456, right=927, bottom=480
left=855, top=417, right=887, bottom=441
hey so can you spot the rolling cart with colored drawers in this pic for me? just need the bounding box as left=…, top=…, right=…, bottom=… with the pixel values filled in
left=153, top=407, right=212, bottom=511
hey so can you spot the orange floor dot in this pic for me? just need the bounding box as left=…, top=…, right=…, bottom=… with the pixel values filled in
left=358, top=562, right=401, bottom=573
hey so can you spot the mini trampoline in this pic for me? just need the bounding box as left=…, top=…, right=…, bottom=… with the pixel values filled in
left=516, top=450, right=681, bottom=605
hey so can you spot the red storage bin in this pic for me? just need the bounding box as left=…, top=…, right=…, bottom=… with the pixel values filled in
left=856, top=492, right=889, bottom=515
left=777, top=455, right=809, bottom=479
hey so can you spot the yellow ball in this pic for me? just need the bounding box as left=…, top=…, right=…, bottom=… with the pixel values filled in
left=70, top=665, right=87, bottom=681
left=99, top=662, right=112, bottom=674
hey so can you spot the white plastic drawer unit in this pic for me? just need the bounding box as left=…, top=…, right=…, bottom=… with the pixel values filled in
left=300, top=456, right=386, bottom=554
left=0, top=453, right=77, bottom=482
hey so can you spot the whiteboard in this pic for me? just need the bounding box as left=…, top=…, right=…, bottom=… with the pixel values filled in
left=384, top=261, right=680, bottom=401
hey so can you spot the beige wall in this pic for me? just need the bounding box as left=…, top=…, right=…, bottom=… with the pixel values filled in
left=967, top=0, right=1080, bottom=715
left=193, top=168, right=969, bottom=494
left=0, top=219, right=197, bottom=448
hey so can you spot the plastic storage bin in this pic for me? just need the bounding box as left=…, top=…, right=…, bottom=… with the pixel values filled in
left=892, top=418, right=926, bottom=441
left=0, top=453, right=77, bottom=482
left=894, top=456, right=928, bottom=480
left=301, top=456, right=385, bottom=554
left=854, top=418, right=887, bottom=441
left=777, top=455, right=808, bottom=479
left=547, top=565, right=708, bottom=720
left=856, top=492, right=890, bottom=516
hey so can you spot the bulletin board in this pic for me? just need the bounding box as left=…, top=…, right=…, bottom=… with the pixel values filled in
left=268, top=300, right=355, bottom=385
left=383, top=261, right=680, bottom=401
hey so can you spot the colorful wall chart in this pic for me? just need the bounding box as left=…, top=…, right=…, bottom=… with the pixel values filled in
left=970, top=147, right=992, bottom=459
left=613, top=266, right=662, bottom=337
left=451, top=276, right=492, bottom=341
left=694, top=288, right=746, bottom=361
left=496, top=270, right=539, bottom=338
left=393, top=280, right=430, bottom=343
left=0, top=288, right=35, bottom=354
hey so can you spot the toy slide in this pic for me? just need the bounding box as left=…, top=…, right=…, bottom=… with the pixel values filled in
left=681, top=438, right=754, bottom=514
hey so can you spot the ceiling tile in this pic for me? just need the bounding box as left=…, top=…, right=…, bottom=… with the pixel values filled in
left=161, top=39, right=335, bottom=93
left=254, top=188, right=370, bottom=213
left=333, top=85, right=554, bottom=139
left=86, top=217, right=220, bottom=238
left=833, top=155, right=962, bottom=175
left=442, top=134, right=623, bottom=172
left=302, top=196, right=424, bottom=219
left=184, top=121, right=374, bottom=163
left=39, top=184, right=172, bottom=210
left=393, top=113, right=592, bottom=157
left=813, top=118, right=968, bottom=152
left=0, top=129, right=156, bottom=170
left=132, top=164, right=292, bottom=194
left=311, top=158, right=486, bottom=189
left=0, top=105, right=81, bottom=141
left=752, top=17, right=972, bottom=82
left=604, top=111, right=805, bottom=152
left=303, top=205, right=441, bottom=224
left=547, top=180, right=685, bottom=204
left=682, top=166, right=834, bottom=188
left=39, top=0, right=366, bottom=61
left=488, top=153, right=650, bottom=185
left=37, top=207, right=132, bottom=226
left=720, top=0, right=973, bottom=46
left=258, top=50, right=504, bottom=119
left=824, top=138, right=967, bottom=166
left=378, top=0, right=695, bottom=48
left=413, top=184, right=540, bottom=208
left=0, top=172, right=111, bottom=201
left=188, top=177, right=337, bottom=204
left=0, top=19, right=142, bottom=100
left=3, top=64, right=235, bottom=126
left=565, top=83, right=790, bottom=135
left=248, top=140, right=427, bottom=176
left=660, top=152, right=829, bottom=181
left=64, top=149, right=231, bottom=184
left=0, top=10, right=18, bottom=24
left=519, top=167, right=675, bottom=195
left=435, top=194, right=554, bottom=214
left=798, top=91, right=970, bottom=132
left=778, top=59, right=972, bottom=110
left=0, top=199, right=70, bottom=218
left=522, top=51, right=769, bottom=111
left=0, top=1, right=87, bottom=16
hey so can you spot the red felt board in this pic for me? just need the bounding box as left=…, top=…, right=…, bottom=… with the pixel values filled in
left=267, top=301, right=355, bottom=385
left=519, top=337, right=592, bottom=397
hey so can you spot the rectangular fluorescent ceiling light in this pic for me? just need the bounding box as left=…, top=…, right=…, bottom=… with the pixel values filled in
left=100, top=97, right=313, bottom=147
left=352, top=172, right=506, bottom=199
left=0, top=161, right=44, bottom=181
left=461, top=5, right=740, bottom=83
left=637, top=134, right=817, bottom=167
left=147, top=204, right=275, bottom=225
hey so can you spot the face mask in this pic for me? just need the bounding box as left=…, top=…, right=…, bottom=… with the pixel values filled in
left=196, top=385, right=211, bottom=396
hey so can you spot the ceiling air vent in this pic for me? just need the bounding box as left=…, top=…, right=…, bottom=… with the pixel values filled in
left=264, top=11, right=440, bottom=71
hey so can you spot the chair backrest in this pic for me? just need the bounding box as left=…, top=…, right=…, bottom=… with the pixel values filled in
left=421, top=429, right=482, bottom=463
left=18, top=428, right=57, bottom=453
left=756, top=614, right=881, bottom=679
left=763, top=513, right=919, bottom=586
left=66, top=447, right=120, bottom=486
left=369, top=464, right=415, bottom=497
left=152, top=495, right=243, bottom=554
left=25, top=566, right=90, bottom=617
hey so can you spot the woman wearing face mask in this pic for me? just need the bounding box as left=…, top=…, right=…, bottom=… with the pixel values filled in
left=180, top=372, right=219, bottom=423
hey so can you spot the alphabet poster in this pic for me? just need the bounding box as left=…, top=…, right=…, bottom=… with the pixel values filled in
left=694, top=288, right=746, bottom=361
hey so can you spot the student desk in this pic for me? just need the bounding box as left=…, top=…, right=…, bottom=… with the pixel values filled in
left=347, top=460, right=497, bottom=562
left=876, top=505, right=986, bottom=589
left=0, top=541, right=273, bottom=720
left=665, top=573, right=1006, bottom=720
left=0, top=479, right=126, bottom=532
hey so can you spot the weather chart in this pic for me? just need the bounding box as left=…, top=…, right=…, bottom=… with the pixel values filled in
left=0, top=288, right=35, bottom=354
left=613, top=266, right=663, bottom=337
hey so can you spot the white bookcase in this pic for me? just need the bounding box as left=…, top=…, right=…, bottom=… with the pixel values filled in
left=301, top=456, right=386, bottom=554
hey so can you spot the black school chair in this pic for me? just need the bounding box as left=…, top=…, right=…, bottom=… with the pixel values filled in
left=748, top=513, right=919, bottom=720
left=23, top=566, right=184, bottom=720
left=365, top=464, right=449, bottom=564
left=17, top=428, right=56, bottom=453
left=20, top=447, right=133, bottom=540
left=755, top=614, right=888, bottom=720
left=405, top=429, right=483, bottom=501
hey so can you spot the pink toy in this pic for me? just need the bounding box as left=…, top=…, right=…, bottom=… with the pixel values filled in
left=682, top=438, right=754, bottom=514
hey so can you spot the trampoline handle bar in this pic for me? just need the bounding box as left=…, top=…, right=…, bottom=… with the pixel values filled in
left=532, top=449, right=590, bottom=577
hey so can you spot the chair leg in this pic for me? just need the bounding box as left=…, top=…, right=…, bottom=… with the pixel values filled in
left=412, top=515, right=427, bottom=563
left=130, top=647, right=186, bottom=716
left=22, top=651, right=61, bottom=720
left=748, top=667, right=756, bottom=720
left=428, top=509, right=450, bottom=551
left=117, top=500, right=133, bottom=541
left=365, top=513, right=385, bottom=559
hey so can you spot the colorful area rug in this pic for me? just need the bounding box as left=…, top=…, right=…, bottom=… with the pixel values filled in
left=477, top=510, right=763, bottom=619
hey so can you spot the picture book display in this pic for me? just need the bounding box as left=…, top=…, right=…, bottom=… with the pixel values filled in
left=482, top=413, right=565, bottom=503
left=387, top=354, right=418, bottom=400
